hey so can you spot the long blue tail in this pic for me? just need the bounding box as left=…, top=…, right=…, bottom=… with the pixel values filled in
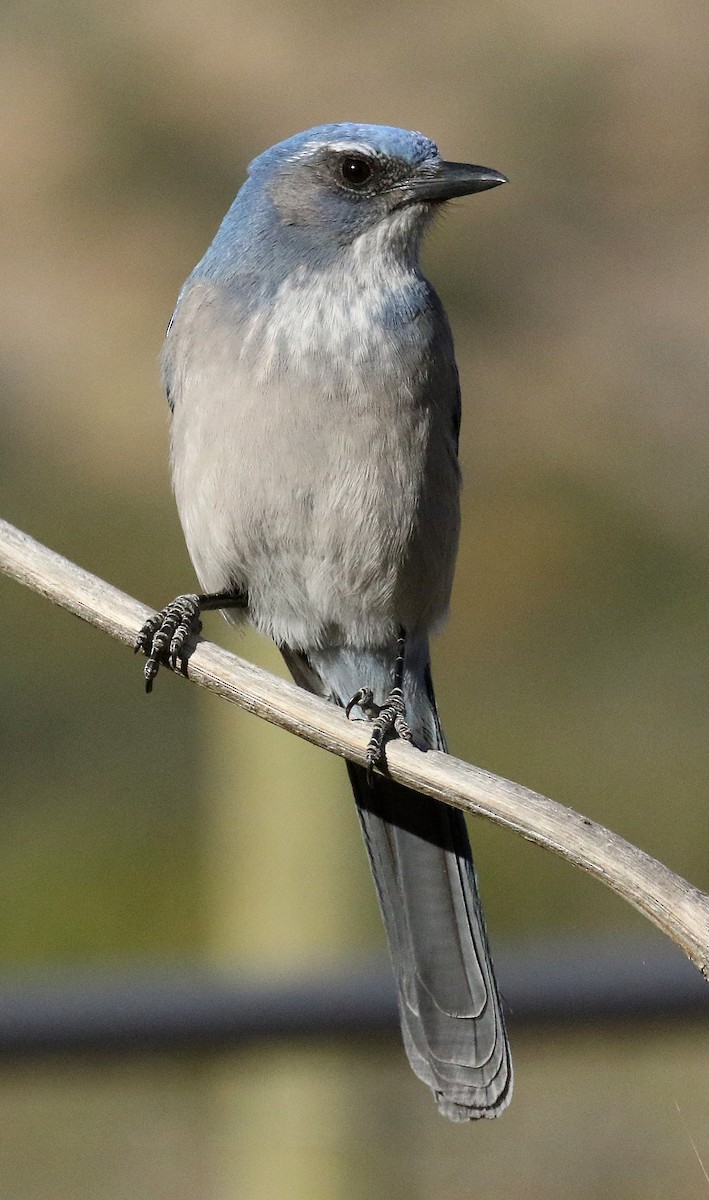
left=282, top=641, right=512, bottom=1119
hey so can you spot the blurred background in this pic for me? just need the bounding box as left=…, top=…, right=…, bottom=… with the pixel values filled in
left=2, top=0, right=709, bottom=1195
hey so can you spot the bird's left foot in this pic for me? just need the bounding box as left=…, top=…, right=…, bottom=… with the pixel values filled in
left=345, top=630, right=412, bottom=783
left=346, top=685, right=412, bottom=782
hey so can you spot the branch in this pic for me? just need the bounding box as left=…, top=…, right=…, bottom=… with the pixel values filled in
left=2, top=516, right=708, bottom=976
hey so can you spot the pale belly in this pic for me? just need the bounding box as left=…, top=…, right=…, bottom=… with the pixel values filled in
left=166, top=269, right=461, bottom=651
left=171, top=370, right=460, bottom=651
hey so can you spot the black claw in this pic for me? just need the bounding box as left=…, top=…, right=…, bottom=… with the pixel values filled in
left=346, top=687, right=375, bottom=720
left=144, top=658, right=159, bottom=693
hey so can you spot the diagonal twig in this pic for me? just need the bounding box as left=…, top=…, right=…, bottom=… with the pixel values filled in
left=1, top=515, right=708, bottom=977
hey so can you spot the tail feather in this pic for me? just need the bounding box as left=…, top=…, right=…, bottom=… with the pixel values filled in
left=281, top=642, right=512, bottom=1120
left=350, top=764, right=512, bottom=1119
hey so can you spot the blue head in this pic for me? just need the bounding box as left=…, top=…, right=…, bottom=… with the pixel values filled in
left=200, top=123, right=506, bottom=281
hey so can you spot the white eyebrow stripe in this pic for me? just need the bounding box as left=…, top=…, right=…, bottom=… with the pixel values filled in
left=323, top=142, right=376, bottom=156
left=291, top=140, right=376, bottom=162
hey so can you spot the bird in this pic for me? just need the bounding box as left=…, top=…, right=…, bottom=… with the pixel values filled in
left=136, top=123, right=511, bottom=1120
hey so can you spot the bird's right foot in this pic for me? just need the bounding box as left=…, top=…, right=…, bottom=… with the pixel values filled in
left=134, top=586, right=249, bottom=692
left=135, top=593, right=204, bottom=693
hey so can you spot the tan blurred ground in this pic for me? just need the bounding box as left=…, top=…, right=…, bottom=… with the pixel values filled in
left=2, top=1, right=709, bottom=1196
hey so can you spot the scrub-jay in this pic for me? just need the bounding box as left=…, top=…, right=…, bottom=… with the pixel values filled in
left=136, top=123, right=511, bottom=1119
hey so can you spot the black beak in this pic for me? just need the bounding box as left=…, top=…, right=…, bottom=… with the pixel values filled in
left=400, top=161, right=508, bottom=204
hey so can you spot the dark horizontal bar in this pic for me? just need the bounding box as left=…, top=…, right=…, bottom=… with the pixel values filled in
left=497, top=933, right=709, bottom=1022
left=0, top=936, right=706, bottom=1056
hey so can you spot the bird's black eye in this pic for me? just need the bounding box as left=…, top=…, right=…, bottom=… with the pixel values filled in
left=339, top=155, right=375, bottom=188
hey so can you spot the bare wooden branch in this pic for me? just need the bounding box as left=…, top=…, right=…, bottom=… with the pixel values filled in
left=2, top=516, right=708, bottom=976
